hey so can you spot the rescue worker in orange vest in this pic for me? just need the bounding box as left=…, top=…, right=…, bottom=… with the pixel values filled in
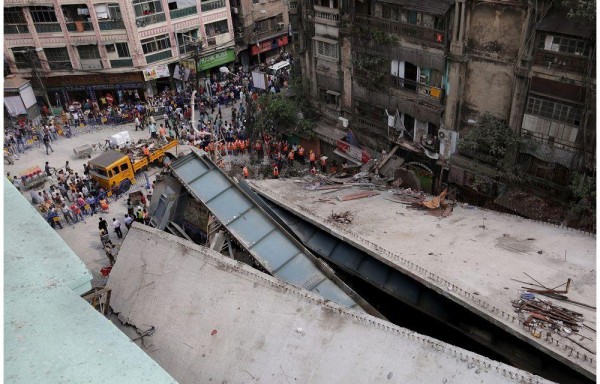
left=232, top=140, right=239, bottom=156
left=242, top=165, right=249, bottom=179
left=143, top=145, right=150, bottom=156
left=320, top=156, right=327, bottom=173
left=288, top=150, right=295, bottom=166
left=273, top=164, right=279, bottom=179
left=245, top=139, right=250, bottom=154
left=219, top=142, right=225, bottom=156
left=309, top=150, right=316, bottom=168
left=298, top=146, right=305, bottom=165
left=239, top=139, right=246, bottom=154
left=255, top=141, right=263, bottom=161
left=282, top=141, right=289, bottom=154
left=159, top=124, right=166, bottom=138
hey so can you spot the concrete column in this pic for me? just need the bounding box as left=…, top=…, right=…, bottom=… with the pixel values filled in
left=452, top=1, right=460, bottom=42
left=458, top=2, right=466, bottom=43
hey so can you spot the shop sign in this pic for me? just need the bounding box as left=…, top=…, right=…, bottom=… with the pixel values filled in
left=251, top=36, right=288, bottom=56
left=142, top=64, right=171, bottom=81
left=336, top=140, right=371, bottom=163
left=197, top=48, right=236, bottom=71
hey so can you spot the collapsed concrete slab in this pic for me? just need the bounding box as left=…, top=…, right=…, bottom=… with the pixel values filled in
left=247, top=179, right=596, bottom=381
left=107, top=224, right=549, bottom=384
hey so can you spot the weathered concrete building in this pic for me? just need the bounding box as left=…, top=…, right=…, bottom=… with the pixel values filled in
left=4, top=0, right=236, bottom=102
left=298, top=0, right=595, bottom=200
left=229, top=0, right=291, bottom=69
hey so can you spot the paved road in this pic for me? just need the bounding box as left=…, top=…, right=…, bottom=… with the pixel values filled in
left=5, top=104, right=238, bottom=286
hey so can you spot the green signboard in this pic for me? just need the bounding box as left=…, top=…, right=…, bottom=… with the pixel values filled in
left=197, top=48, right=236, bottom=71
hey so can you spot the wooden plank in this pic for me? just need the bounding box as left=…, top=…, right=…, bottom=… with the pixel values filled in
left=441, top=206, right=452, bottom=218
left=337, top=191, right=380, bottom=201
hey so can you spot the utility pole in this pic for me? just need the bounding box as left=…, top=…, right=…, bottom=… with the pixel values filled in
left=15, top=48, right=52, bottom=109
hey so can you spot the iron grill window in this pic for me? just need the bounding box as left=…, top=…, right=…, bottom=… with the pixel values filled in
left=526, top=96, right=583, bottom=126
left=29, top=6, right=58, bottom=23
left=141, top=34, right=171, bottom=54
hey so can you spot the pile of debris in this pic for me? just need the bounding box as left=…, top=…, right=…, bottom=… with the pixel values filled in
left=512, top=293, right=584, bottom=338
left=329, top=211, right=353, bottom=224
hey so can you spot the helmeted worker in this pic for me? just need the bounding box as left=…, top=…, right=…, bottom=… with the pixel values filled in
left=288, top=150, right=295, bottom=166
left=273, top=164, right=279, bottom=178
left=309, top=150, right=316, bottom=168
left=242, top=165, right=249, bottom=179
left=298, top=146, right=305, bottom=164
left=320, top=156, right=327, bottom=173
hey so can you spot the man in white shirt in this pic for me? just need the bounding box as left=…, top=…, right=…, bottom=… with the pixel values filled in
left=112, top=217, right=123, bottom=239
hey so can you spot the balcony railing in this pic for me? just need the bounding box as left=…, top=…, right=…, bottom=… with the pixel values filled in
left=354, top=14, right=446, bottom=46
left=201, top=0, right=226, bottom=12
left=5, top=24, right=29, bottom=34
left=99, top=20, right=125, bottom=30
left=170, top=6, right=197, bottom=19
left=533, top=49, right=593, bottom=75
left=110, top=58, right=133, bottom=68
left=145, top=49, right=172, bottom=64
left=35, top=23, right=62, bottom=33
left=314, top=5, right=340, bottom=25
left=66, top=21, right=94, bottom=32
left=521, top=128, right=581, bottom=152
left=135, top=12, right=166, bottom=28
left=354, top=69, right=444, bottom=103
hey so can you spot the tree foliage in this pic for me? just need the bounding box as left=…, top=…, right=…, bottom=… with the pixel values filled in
left=459, top=113, right=522, bottom=182
left=253, top=92, right=315, bottom=137
left=562, top=0, right=596, bottom=22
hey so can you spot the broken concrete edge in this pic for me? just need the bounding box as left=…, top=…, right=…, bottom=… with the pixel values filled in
left=108, top=224, right=550, bottom=384
left=247, top=181, right=597, bottom=379
left=168, top=152, right=382, bottom=317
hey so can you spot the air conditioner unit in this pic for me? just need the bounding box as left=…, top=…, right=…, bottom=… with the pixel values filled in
left=232, top=7, right=238, bottom=13
left=338, top=116, right=348, bottom=127
left=277, top=22, right=285, bottom=29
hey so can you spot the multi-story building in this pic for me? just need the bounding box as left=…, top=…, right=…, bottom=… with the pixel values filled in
left=4, top=0, right=236, bottom=106
left=298, top=0, right=595, bottom=201
left=229, top=0, right=291, bottom=69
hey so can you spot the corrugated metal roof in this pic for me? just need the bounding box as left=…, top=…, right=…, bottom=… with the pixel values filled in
left=169, top=152, right=364, bottom=311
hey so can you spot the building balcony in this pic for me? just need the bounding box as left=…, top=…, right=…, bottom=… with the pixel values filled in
left=255, top=26, right=287, bottom=42
left=80, top=59, right=103, bottom=70
left=145, top=49, right=173, bottom=64
left=354, top=14, right=446, bottom=47
left=170, top=6, right=197, bottom=19
left=314, top=5, right=339, bottom=26
left=201, top=0, right=226, bottom=13
left=99, top=20, right=126, bottom=31
left=110, top=58, right=133, bottom=68
left=354, top=69, right=445, bottom=104
left=34, top=23, right=62, bottom=33
left=532, top=49, right=594, bottom=76
left=5, top=24, right=29, bottom=34
left=135, top=12, right=167, bottom=28
left=66, top=21, right=94, bottom=32
left=206, top=33, right=231, bottom=47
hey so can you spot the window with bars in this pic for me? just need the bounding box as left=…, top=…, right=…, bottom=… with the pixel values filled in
left=77, top=45, right=101, bottom=60
left=108, top=4, right=123, bottom=19
left=314, top=40, right=339, bottom=61
left=133, top=0, right=164, bottom=17
left=255, top=15, right=283, bottom=33
left=177, top=30, right=198, bottom=53
left=115, top=43, right=130, bottom=58
left=29, top=6, right=58, bottom=22
left=525, top=96, right=583, bottom=126
left=5, top=7, right=26, bottom=23
left=11, top=47, right=34, bottom=69
left=205, top=20, right=229, bottom=37
left=536, top=33, right=590, bottom=56
left=45, top=47, right=72, bottom=70
left=141, top=34, right=171, bottom=54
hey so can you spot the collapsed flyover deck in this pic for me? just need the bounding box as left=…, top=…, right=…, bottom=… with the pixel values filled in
left=168, top=152, right=375, bottom=314
left=248, top=179, right=596, bottom=382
